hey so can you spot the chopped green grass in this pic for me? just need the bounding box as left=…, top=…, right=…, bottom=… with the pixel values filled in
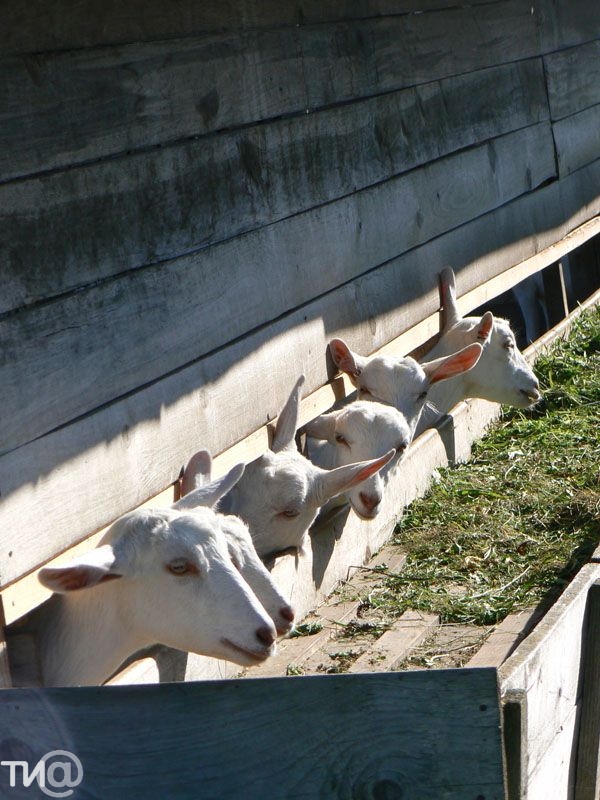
left=371, top=306, right=600, bottom=626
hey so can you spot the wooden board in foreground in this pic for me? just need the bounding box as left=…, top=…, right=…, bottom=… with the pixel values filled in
left=0, top=668, right=505, bottom=800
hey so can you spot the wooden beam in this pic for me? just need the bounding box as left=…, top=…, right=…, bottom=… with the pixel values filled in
left=0, top=599, right=12, bottom=688
left=574, top=582, right=600, bottom=800
left=500, top=563, right=600, bottom=800
left=467, top=608, right=542, bottom=668
left=542, top=261, right=570, bottom=327
left=0, top=669, right=506, bottom=799
left=348, top=610, right=439, bottom=673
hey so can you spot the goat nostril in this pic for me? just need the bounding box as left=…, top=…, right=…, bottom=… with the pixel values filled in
left=359, top=492, right=379, bottom=512
left=256, top=626, right=276, bottom=647
left=280, top=606, right=295, bottom=623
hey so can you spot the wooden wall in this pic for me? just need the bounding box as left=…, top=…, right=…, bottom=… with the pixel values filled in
left=1, top=0, right=600, bottom=592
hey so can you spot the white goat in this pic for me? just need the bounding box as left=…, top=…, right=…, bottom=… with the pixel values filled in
left=418, top=267, right=541, bottom=430
left=29, top=465, right=278, bottom=687
left=329, top=338, right=483, bottom=438
left=177, top=450, right=295, bottom=635
left=181, top=376, right=395, bottom=559
left=304, top=401, right=411, bottom=519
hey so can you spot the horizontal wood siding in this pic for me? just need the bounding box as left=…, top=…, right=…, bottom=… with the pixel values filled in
left=0, top=0, right=504, bottom=54
left=553, top=105, right=600, bottom=177
left=0, top=122, right=557, bottom=455
left=544, top=40, right=600, bottom=121
left=1, top=2, right=600, bottom=594
left=0, top=58, right=549, bottom=312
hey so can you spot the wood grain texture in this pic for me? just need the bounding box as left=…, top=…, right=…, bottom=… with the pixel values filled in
left=574, top=582, right=600, bottom=800
left=553, top=104, right=600, bottom=177
left=0, top=669, right=505, bottom=799
left=1, top=165, right=599, bottom=589
left=500, top=564, right=600, bottom=800
left=0, top=0, right=509, bottom=54
left=0, top=600, right=12, bottom=688
left=0, top=41, right=549, bottom=184
left=0, top=58, right=549, bottom=309
left=3, top=0, right=597, bottom=58
left=348, top=610, right=439, bottom=673
left=544, top=40, right=600, bottom=121
left=467, top=609, right=541, bottom=669
left=1, top=122, right=557, bottom=454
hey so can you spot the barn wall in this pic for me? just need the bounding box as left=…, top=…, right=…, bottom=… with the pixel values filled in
left=1, top=0, right=600, bottom=589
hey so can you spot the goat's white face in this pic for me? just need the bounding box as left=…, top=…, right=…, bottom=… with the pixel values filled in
left=39, top=506, right=278, bottom=667
left=305, top=402, right=410, bottom=519
left=220, top=514, right=295, bottom=635
left=352, top=357, right=431, bottom=436
left=329, top=338, right=483, bottom=435
left=437, top=316, right=541, bottom=408
left=223, top=450, right=328, bottom=557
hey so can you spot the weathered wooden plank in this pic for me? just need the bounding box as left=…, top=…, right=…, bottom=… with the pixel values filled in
left=0, top=0, right=510, bottom=54
left=348, top=610, right=439, bottom=673
left=542, top=261, right=570, bottom=327
left=1, top=122, right=557, bottom=454
left=574, top=582, right=600, bottom=800
left=0, top=58, right=549, bottom=308
left=0, top=669, right=505, bottom=799
left=499, top=563, right=600, bottom=800
left=537, top=0, right=600, bottom=57
left=0, top=599, right=12, bottom=688
left=248, top=550, right=408, bottom=679
left=1, top=171, right=598, bottom=589
left=467, top=608, right=541, bottom=668
left=544, top=40, right=600, bottom=121
left=553, top=104, right=600, bottom=177
left=0, top=41, right=549, bottom=186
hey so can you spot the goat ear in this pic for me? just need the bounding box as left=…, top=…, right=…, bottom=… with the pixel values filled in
left=271, top=375, right=304, bottom=453
left=476, top=311, right=494, bottom=343
left=316, top=450, right=395, bottom=503
left=439, top=267, right=461, bottom=332
left=422, top=343, right=483, bottom=385
left=38, top=545, right=121, bottom=594
left=173, top=462, right=245, bottom=509
left=180, top=450, right=212, bottom=496
left=329, top=339, right=367, bottom=380
left=304, top=411, right=338, bottom=442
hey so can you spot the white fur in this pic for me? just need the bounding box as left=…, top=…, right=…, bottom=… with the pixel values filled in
left=304, top=401, right=411, bottom=519
left=329, top=338, right=483, bottom=438
left=420, top=267, right=541, bottom=431
left=32, top=466, right=278, bottom=687
left=177, top=451, right=295, bottom=634
left=181, top=377, right=394, bottom=559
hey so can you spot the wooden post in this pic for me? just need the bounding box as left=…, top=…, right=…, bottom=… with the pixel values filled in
left=0, top=597, right=12, bottom=688
left=542, top=261, right=570, bottom=327
left=574, top=581, right=600, bottom=800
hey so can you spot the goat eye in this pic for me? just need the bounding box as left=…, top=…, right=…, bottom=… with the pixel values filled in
left=335, top=433, right=349, bottom=446
left=396, top=442, right=408, bottom=454
left=279, top=508, right=300, bottom=519
left=418, top=391, right=428, bottom=400
left=167, top=559, right=191, bottom=576
left=504, top=340, right=515, bottom=350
